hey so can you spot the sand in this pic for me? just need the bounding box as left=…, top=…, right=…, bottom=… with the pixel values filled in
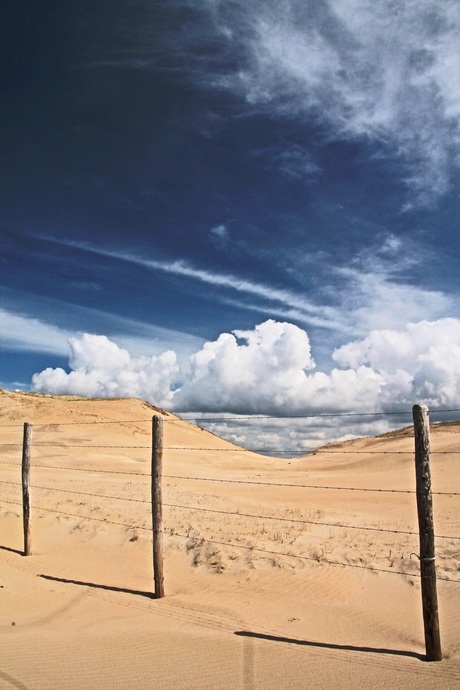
left=1, top=389, right=459, bottom=689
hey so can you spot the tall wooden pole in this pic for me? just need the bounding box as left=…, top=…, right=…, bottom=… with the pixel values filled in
left=412, top=404, right=442, bottom=662
left=152, top=415, right=165, bottom=598
left=21, top=422, right=33, bottom=556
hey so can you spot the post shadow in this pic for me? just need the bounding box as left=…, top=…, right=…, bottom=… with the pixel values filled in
left=39, top=573, right=157, bottom=599
left=0, top=544, right=24, bottom=556
left=234, top=631, right=425, bottom=662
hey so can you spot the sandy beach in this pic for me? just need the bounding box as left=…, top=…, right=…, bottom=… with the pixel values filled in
left=1, top=389, right=459, bottom=689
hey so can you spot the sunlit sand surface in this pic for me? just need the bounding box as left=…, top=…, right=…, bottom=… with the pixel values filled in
left=1, top=390, right=459, bottom=689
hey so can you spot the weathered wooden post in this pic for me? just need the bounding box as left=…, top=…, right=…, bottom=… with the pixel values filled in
left=412, top=404, right=442, bottom=662
left=22, top=422, right=33, bottom=556
left=152, top=415, right=165, bottom=598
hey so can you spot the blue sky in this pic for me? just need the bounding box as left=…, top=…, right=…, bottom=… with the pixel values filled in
left=1, top=1, right=460, bottom=449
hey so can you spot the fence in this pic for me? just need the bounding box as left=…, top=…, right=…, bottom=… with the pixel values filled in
left=1, top=404, right=460, bottom=662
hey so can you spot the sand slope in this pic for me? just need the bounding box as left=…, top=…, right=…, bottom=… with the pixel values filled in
left=1, top=390, right=459, bottom=689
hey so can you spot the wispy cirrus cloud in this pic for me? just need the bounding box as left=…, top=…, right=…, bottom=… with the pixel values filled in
left=0, top=299, right=203, bottom=360
left=0, top=309, right=72, bottom=355
left=327, top=233, right=457, bottom=333
left=160, top=0, right=460, bottom=206
left=252, top=143, right=322, bottom=182
left=59, top=239, right=345, bottom=330
left=47, top=235, right=458, bottom=342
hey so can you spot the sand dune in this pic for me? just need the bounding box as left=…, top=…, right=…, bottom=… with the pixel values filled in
left=1, top=389, right=459, bottom=689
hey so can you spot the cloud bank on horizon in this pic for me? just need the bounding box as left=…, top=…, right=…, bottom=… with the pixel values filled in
left=31, top=317, right=460, bottom=448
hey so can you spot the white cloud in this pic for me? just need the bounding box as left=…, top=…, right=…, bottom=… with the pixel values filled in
left=22, top=235, right=460, bottom=352
left=32, top=334, right=179, bottom=406
left=333, top=318, right=460, bottom=408
left=336, top=268, right=454, bottom=334
left=0, top=309, right=71, bottom=355
left=195, top=415, right=395, bottom=455
left=30, top=317, right=460, bottom=450
left=176, top=0, right=460, bottom=205
left=0, top=300, right=204, bottom=364
left=323, top=233, right=457, bottom=334
left=210, top=224, right=228, bottom=240
left=253, top=143, right=322, bottom=181
left=209, top=223, right=230, bottom=250
left=276, top=146, right=321, bottom=181
left=60, top=239, right=345, bottom=330
left=172, top=320, right=316, bottom=413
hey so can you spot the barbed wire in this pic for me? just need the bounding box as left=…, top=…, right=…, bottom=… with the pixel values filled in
left=162, top=447, right=458, bottom=455
left=0, top=480, right=150, bottom=504
left=1, top=441, right=458, bottom=456
left=0, top=442, right=422, bottom=453
left=2, top=406, right=459, bottom=588
left=28, top=464, right=148, bottom=477
left=1, top=461, right=457, bottom=495
left=0, top=460, right=148, bottom=475
left=0, top=419, right=149, bottom=428
left=168, top=532, right=460, bottom=583
left=173, top=408, right=460, bottom=420
left=0, top=407, right=459, bottom=430
left=2, top=460, right=458, bottom=494
left=2, top=497, right=458, bottom=582
left=29, top=444, right=151, bottom=449
left=2, top=480, right=458, bottom=540
left=35, top=419, right=155, bottom=426
left=163, top=501, right=460, bottom=540
left=0, top=498, right=151, bottom=530
left=163, top=474, right=460, bottom=497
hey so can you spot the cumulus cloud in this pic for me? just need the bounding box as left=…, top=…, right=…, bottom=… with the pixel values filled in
left=31, top=318, right=460, bottom=435
left=333, top=318, right=460, bottom=408
left=170, top=0, right=460, bottom=205
left=173, top=320, right=315, bottom=413
left=32, top=334, right=179, bottom=407
left=30, top=317, right=460, bottom=449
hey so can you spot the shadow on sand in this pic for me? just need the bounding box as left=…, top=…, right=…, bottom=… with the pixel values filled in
left=39, top=573, right=156, bottom=599
left=0, top=544, right=24, bottom=556
left=234, top=630, right=425, bottom=662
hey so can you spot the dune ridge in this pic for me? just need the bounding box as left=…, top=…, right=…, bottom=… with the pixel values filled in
left=1, top=390, right=459, bottom=689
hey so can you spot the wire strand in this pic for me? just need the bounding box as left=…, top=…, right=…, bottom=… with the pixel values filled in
left=0, top=481, right=150, bottom=504
left=162, top=502, right=459, bottom=540
left=173, top=408, right=460, bottom=420
left=2, top=481, right=458, bottom=540
left=163, top=474, right=460, bottom=496
left=168, top=533, right=460, bottom=582
left=2, top=463, right=457, bottom=495
left=2, top=498, right=458, bottom=582
left=1, top=407, right=459, bottom=430
left=0, top=498, right=151, bottom=530
left=164, top=474, right=418, bottom=494
left=28, top=465, right=149, bottom=476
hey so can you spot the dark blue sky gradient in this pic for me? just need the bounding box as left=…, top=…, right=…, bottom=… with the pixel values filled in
left=1, top=1, right=459, bottom=397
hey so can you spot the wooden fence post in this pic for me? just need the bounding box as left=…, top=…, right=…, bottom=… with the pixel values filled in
left=152, top=415, right=165, bottom=598
left=412, top=404, right=442, bottom=662
left=22, top=422, right=33, bottom=556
